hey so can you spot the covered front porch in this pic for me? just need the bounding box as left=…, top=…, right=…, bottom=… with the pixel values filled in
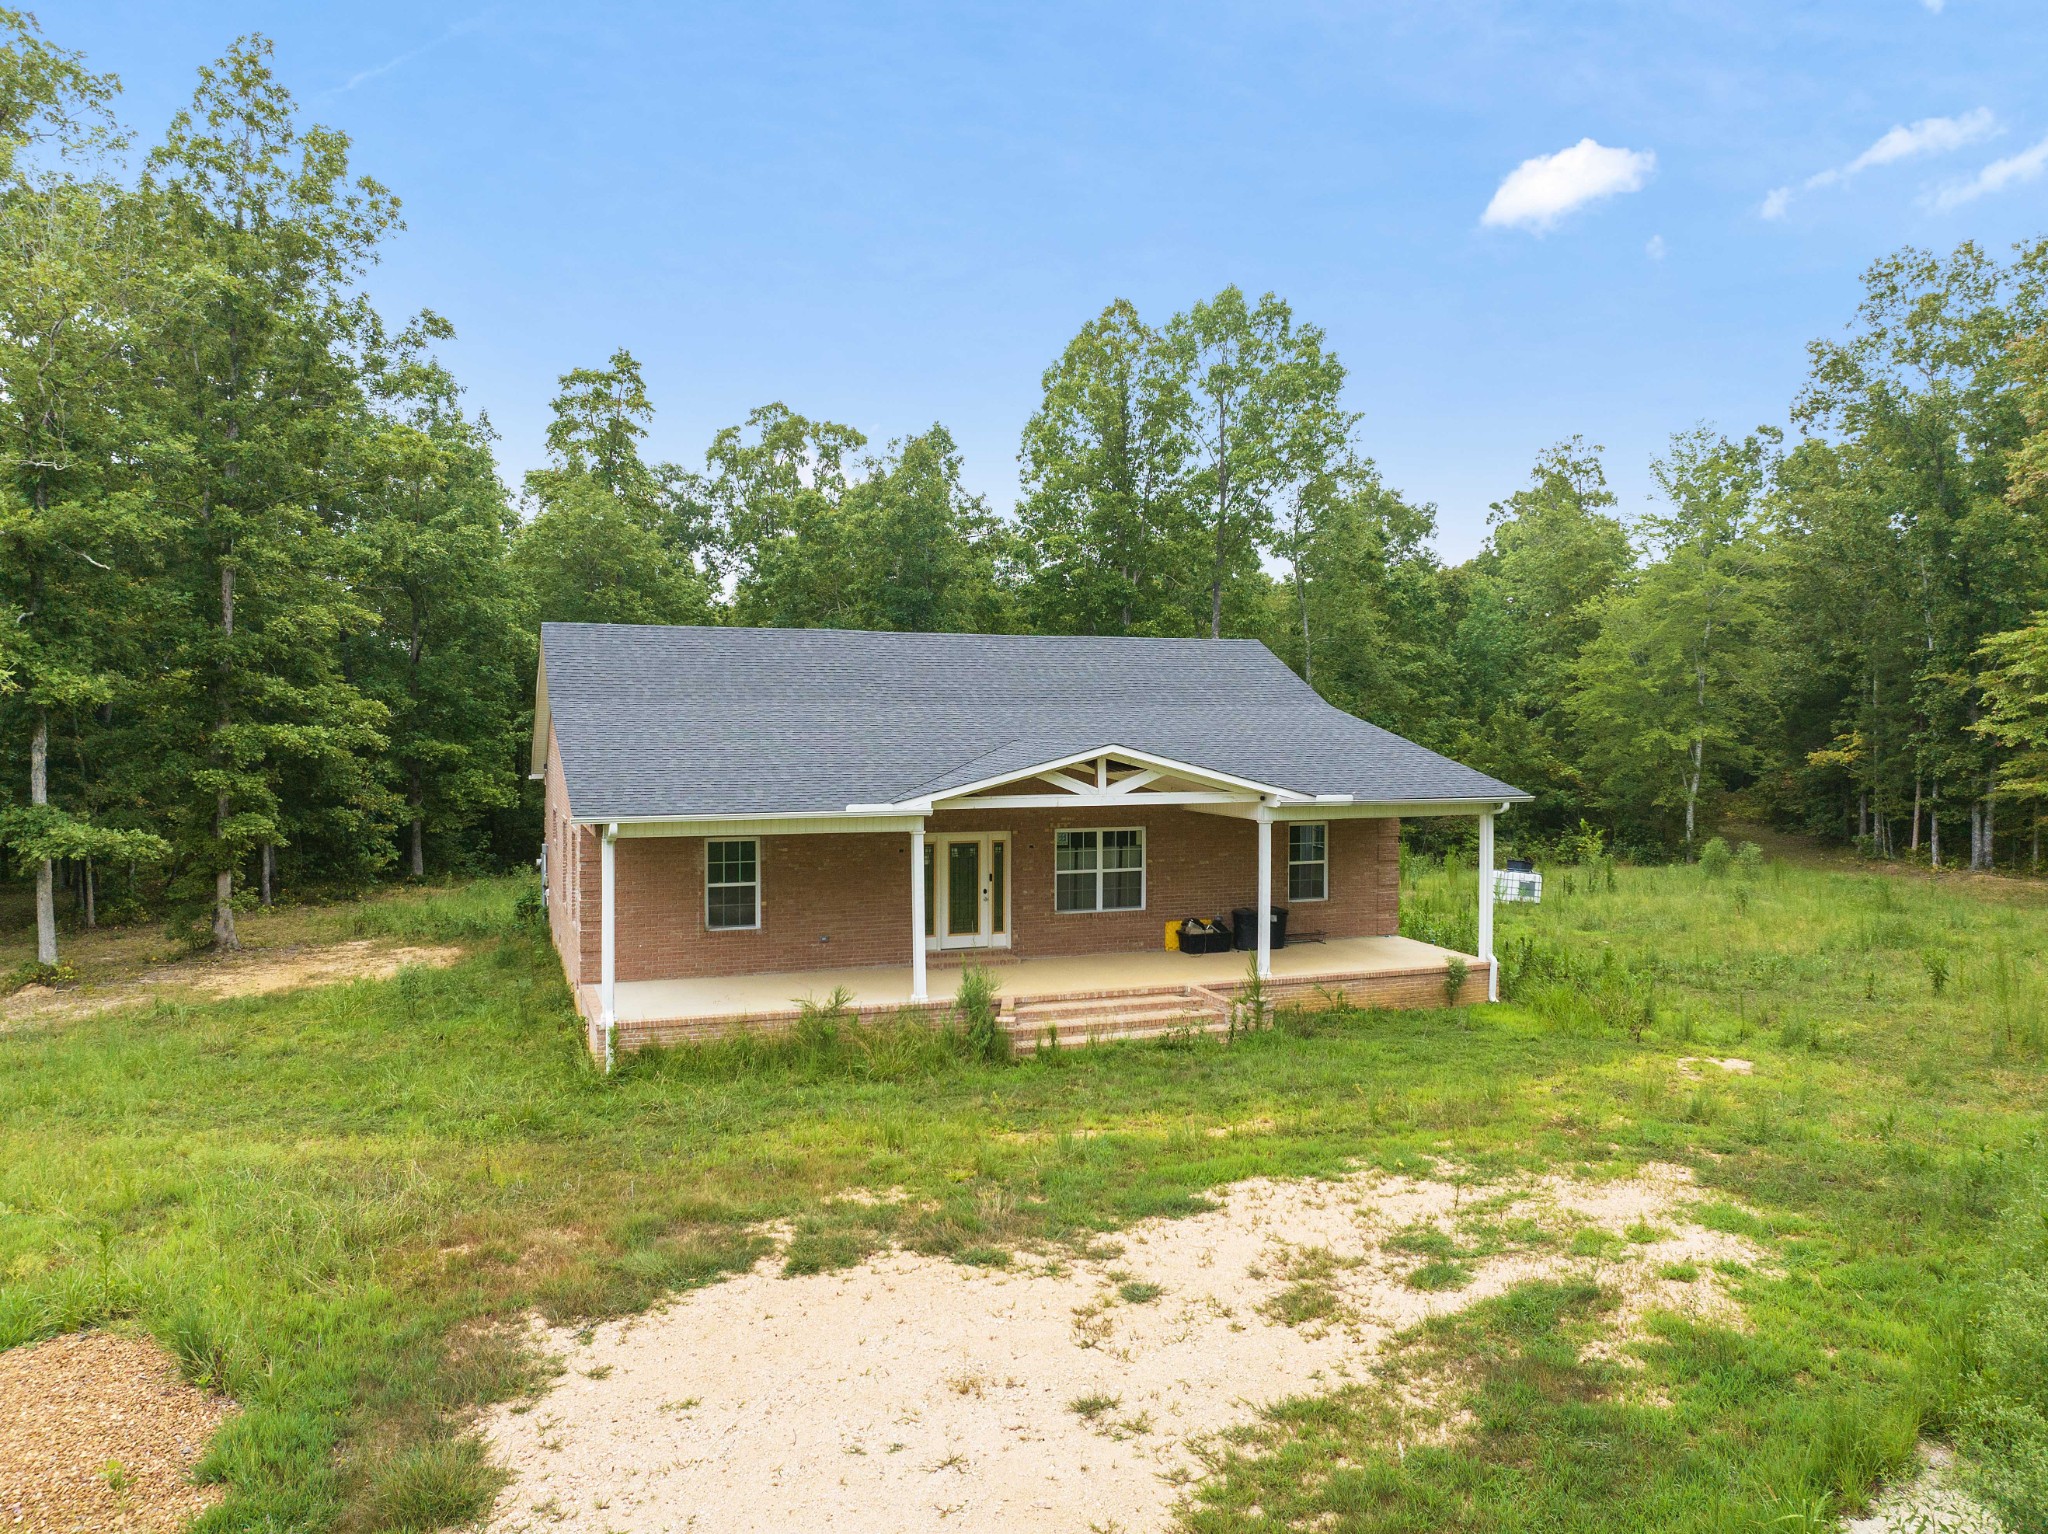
left=579, top=932, right=1491, bottom=1054
left=584, top=745, right=1509, bottom=1065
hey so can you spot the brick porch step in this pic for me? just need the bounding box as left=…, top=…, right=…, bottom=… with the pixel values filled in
left=1007, top=987, right=1232, bottom=1050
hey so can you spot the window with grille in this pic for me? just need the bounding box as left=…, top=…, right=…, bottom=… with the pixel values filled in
left=1288, top=823, right=1328, bottom=901
left=1054, top=828, right=1145, bottom=912
left=706, top=838, right=760, bottom=929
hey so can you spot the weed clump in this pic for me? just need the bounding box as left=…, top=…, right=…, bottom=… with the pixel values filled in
left=1442, top=955, right=1470, bottom=1008
left=1923, top=949, right=1950, bottom=996
left=956, top=966, right=1008, bottom=1064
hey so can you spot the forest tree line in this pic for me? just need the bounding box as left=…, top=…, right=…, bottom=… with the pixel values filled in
left=6, top=19, right=2048, bottom=968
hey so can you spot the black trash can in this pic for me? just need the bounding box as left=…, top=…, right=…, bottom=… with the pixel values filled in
left=1232, top=907, right=1289, bottom=951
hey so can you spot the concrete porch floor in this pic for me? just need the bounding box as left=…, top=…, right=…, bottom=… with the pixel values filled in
left=593, top=934, right=1469, bottom=1024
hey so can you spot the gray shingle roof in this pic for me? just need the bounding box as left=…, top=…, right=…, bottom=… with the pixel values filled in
left=538, top=623, right=1527, bottom=821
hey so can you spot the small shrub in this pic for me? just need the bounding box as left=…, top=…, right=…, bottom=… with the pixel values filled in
left=1923, top=949, right=1950, bottom=996
left=1735, top=841, right=1764, bottom=878
left=395, top=963, right=429, bottom=1026
left=793, top=987, right=854, bottom=1053
left=1561, top=819, right=1606, bottom=865
left=1699, top=837, right=1733, bottom=878
left=955, top=966, right=1009, bottom=1065
left=1442, top=955, right=1470, bottom=1007
left=1230, top=956, right=1270, bottom=1039
left=1627, top=986, right=1657, bottom=1043
left=4, top=959, right=78, bottom=993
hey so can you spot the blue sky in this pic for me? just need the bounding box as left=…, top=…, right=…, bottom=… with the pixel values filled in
left=60, top=0, right=2048, bottom=558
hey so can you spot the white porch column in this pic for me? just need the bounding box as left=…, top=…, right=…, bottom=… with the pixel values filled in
left=909, top=824, right=928, bottom=1002
left=600, top=823, right=618, bottom=1068
left=1477, top=809, right=1496, bottom=1002
left=1255, top=808, right=1273, bottom=980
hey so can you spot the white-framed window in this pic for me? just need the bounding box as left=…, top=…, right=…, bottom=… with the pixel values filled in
left=1054, top=827, right=1145, bottom=913
left=705, top=838, right=760, bottom=930
left=1288, top=822, right=1328, bottom=902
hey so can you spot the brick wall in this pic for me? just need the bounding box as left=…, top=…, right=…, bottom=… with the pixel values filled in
left=541, top=724, right=599, bottom=986
left=569, top=806, right=1399, bottom=984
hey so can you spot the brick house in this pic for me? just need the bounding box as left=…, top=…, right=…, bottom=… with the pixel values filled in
left=532, top=623, right=1527, bottom=1063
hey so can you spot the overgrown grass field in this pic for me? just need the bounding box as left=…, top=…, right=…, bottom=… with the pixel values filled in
left=1, top=851, right=2045, bottom=1531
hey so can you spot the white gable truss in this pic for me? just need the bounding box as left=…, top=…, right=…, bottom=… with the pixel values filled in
left=852, top=744, right=1506, bottom=820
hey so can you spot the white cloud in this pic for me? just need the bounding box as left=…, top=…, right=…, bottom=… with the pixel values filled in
left=1921, top=0, right=1945, bottom=11
left=1829, top=107, right=1996, bottom=180
left=1645, top=234, right=1667, bottom=260
left=325, top=16, right=489, bottom=96
left=1768, top=108, right=1995, bottom=216
left=1928, top=134, right=2048, bottom=209
left=1481, top=138, right=1656, bottom=231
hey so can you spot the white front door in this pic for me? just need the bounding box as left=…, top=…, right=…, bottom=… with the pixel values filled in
left=931, top=833, right=1010, bottom=949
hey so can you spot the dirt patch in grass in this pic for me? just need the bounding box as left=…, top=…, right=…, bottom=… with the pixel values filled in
left=0, top=1330, right=235, bottom=1533
left=481, top=1161, right=1761, bottom=1534
left=2, top=939, right=464, bottom=1029
left=1845, top=1444, right=2009, bottom=1533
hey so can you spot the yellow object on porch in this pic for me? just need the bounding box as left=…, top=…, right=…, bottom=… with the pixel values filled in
left=1163, top=920, right=1180, bottom=951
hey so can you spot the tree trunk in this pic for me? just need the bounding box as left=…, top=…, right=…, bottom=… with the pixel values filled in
left=213, top=562, right=239, bottom=949
left=1294, top=562, right=1313, bottom=689
left=31, top=710, right=55, bottom=966
left=260, top=842, right=274, bottom=907
left=83, top=857, right=95, bottom=930
left=1930, top=778, right=1941, bottom=868
left=1208, top=446, right=1230, bottom=639
left=1910, top=775, right=1922, bottom=853
left=409, top=760, right=426, bottom=877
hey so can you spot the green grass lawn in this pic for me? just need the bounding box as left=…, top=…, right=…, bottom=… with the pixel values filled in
left=2, top=853, right=2045, bottom=1532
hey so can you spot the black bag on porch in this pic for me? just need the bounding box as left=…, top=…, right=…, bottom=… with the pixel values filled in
left=1179, top=918, right=1233, bottom=955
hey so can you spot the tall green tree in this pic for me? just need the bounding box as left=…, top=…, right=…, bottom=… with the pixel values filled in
left=512, top=349, right=714, bottom=627
left=1264, top=459, right=1451, bottom=745
left=1446, top=438, right=1632, bottom=831
left=728, top=423, right=1010, bottom=633
left=1016, top=299, right=1199, bottom=635
left=1571, top=427, right=1777, bottom=845
left=1166, top=287, right=1349, bottom=638
left=349, top=315, right=522, bottom=876
left=141, top=36, right=399, bottom=945
left=0, top=12, right=166, bottom=963
left=707, top=400, right=865, bottom=611
left=1789, top=243, right=2043, bottom=866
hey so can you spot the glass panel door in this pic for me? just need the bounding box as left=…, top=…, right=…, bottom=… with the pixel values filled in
left=944, top=839, right=982, bottom=946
